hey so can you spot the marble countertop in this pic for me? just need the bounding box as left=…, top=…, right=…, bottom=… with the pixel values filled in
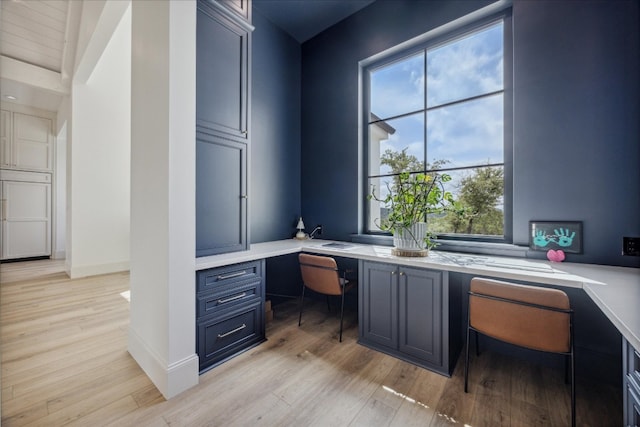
left=196, top=239, right=640, bottom=350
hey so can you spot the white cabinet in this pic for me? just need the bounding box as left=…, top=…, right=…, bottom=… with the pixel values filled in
left=1, top=110, right=11, bottom=167
left=1, top=110, right=53, bottom=172
left=1, top=170, right=51, bottom=260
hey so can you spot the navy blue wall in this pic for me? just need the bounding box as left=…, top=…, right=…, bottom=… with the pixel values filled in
left=512, top=0, right=639, bottom=267
left=251, top=9, right=302, bottom=242
left=300, top=0, right=493, bottom=242
left=300, top=0, right=639, bottom=267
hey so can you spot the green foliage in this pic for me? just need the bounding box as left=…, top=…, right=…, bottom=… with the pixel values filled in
left=371, top=148, right=504, bottom=239
left=447, top=167, right=504, bottom=235
left=369, top=171, right=455, bottom=249
left=380, top=148, right=424, bottom=174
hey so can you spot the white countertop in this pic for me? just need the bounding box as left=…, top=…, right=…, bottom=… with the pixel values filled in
left=196, top=239, right=640, bottom=350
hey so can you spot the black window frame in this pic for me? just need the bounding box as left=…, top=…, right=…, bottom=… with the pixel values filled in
left=361, top=9, right=513, bottom=244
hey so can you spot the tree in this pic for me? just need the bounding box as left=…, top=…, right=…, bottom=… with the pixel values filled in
left=448, top=167, right=504, bottom=235
left=375, top=149, right=504, bottom=236
left=380, top=148, right=424, bottom=175
left=380, top=148, right=449, bottom=176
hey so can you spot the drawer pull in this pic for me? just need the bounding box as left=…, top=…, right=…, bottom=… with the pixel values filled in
left=217, top=270, right=247, bottom=280
left=218, top=323, right=247, bottom=339
left=217, top=292, right=246, bottom=304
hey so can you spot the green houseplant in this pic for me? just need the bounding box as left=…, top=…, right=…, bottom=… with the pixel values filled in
left=369, top=171, right=455, bottom=255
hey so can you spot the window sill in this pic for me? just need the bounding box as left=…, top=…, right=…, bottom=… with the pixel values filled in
left=350, top=234, right=528, bottom=258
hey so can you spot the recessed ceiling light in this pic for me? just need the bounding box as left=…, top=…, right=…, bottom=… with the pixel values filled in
left=5, top=95, right=17, bottom=100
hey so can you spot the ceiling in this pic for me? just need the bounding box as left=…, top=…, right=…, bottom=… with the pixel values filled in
left=253, top=0, right=375, bottom=43
left=0, top=0, right=77, bottom=112
left=0, top=0, right=375, bottom=112
left=1, top=0, right=69, bottom=73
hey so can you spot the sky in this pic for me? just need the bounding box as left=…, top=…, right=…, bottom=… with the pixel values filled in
left=369, top=21, right=504, bottom=178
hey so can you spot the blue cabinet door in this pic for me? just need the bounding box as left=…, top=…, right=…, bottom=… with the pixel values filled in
left=196, top=136, right=247, bottom=256
left=197, top=0, right=250, bottom=142
left=359, top=260, right=450, bottom=375
left=360, top=261, right=398, bottom=349
left=398, top=267, right=443, bottom=365
left=216, top=0, right=251, bottom=23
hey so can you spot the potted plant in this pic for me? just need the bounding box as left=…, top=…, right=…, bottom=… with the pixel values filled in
left=369, top=171, right=454, bottom=256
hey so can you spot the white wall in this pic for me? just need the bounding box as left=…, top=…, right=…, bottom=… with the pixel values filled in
left=54, top=121, right=66, bottom=259
left=128, top=0, right=198, bottom=399
left=57, top=96, right=73, bottom=271
left=67, top=4, right=131, bottom=278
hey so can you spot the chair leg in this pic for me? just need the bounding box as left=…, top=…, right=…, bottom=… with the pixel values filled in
left=570, top=351, right=575, bottom=427
left=339, top=291, right=345, bottom=342
left=464, top=326, right=471, bottom=393
left=570, top=317, right=575, bottom=427
left=475, top=330, right=480, bottom=356
left=298, top=285, right=306, bottom=327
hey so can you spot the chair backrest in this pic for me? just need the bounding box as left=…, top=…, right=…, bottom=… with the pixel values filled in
left=469, top=277, right=571, bottom=353
left=299, top=253, right=343, bottom=296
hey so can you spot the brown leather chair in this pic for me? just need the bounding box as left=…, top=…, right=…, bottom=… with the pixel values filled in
left=298, top=253, right=356, bottom=342
left=464, top=277, right=575, bottom=427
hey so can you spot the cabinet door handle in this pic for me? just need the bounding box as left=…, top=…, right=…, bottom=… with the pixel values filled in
left=217, top=323, right=246, bottom=339
left=240, top=195, right=248, bottom=199
left=241, top=131, right=248, bottom=135
left=217, top=270, right=247, bottom=280
left=217, top=292, right=246, bottom=304
left=1, top=199, right=5, bottom=221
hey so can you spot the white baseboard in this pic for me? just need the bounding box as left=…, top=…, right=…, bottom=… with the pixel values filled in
left=128, top=327, right=199, bottom=399
left=67, top=261, right=130, bottom=279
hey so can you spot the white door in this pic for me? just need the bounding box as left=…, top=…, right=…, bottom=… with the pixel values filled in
left=12, top=113, right=52, bottom=172
left=2, top=180, right=51, bottom=259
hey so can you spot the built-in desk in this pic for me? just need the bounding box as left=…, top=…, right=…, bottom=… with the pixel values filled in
left=196, top=238, right=639, bottom=349
left=196, top=239, right=640, bottom=422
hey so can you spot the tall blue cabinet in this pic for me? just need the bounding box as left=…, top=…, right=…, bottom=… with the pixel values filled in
left=196, top=0, right=253, bottom=257
left=196, top=0, right=262, bottom=374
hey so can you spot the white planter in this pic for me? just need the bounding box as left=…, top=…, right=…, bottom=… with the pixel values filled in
left=393, top=222, right=427, bottom=251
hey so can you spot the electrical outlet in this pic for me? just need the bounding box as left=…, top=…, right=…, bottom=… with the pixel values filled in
left=622, top=237, right=640, bottom=256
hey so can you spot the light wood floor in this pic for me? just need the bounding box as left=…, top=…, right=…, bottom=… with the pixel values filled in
left=1, top=259, right=622, bottom=426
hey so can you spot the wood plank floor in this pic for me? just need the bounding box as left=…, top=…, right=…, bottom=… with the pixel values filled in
left=1, top=259, right=622, bottom=426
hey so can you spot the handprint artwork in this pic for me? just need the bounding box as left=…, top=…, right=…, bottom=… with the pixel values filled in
left=529, top=222, right=582, bottom=253
left=533, top=229, right=551, bottom=247
left=555, top=228, right=575, bottom=247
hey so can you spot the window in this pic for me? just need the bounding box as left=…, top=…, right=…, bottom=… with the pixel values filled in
left=365, top=16, right=510, bottom=241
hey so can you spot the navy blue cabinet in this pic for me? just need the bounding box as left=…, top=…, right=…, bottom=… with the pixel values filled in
left=196, top=260, right=265, bottom=373
left=196, top=0, right=252, bottom=256
left=196, top=0, right=250, bottom=142
left=196, top=134, right=247, bottom=256
left=360, top=261, right=398, bottom=349
left=399, top=266, right=443, bottom=366
left=359, top=260, right=454, bottom=376
left=217, top=0, right=251, bottom=26
left=624, top=338, right=640, bottom=426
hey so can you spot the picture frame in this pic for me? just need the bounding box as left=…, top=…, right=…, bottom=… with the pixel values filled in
left=529, top=221, right=583, bottom=254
